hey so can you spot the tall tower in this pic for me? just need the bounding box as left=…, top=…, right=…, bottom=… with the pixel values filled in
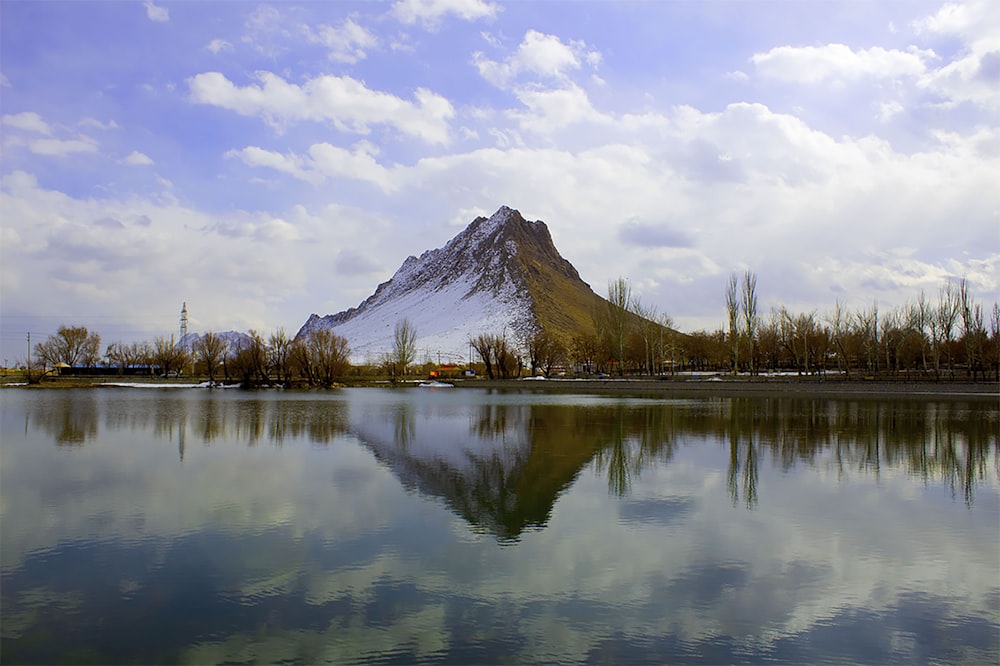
left=179, top=302, right=188, bottom=341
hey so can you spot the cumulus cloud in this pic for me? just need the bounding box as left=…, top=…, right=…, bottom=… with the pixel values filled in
left=144, top=1, right=169, bottom=22
left=508, top=83, right=610, bottom=134
left=306, top=18, right=377, bottom=63
left=206, top=39, right=233, bottom=54
left=187, top=71, right=454, bottom=144
left=474, top=29, right=600, bottom=88
left=28, top=136, right=99, bottom=156
left=392, top=0, right=498, bottom=28
left=751, top=44, right=932, bottom=83
left=228, top=142, right=396, bottom=191
left=2, top=111, right=52, bottom=134
left=123, top=150, right=154, bottom=166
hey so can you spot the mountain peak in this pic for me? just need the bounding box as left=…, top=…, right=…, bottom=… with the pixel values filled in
left=297, top=206, right=603, bottom=362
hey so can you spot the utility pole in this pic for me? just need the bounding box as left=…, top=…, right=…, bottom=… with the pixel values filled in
left=26, top=332, right=30, bottom=373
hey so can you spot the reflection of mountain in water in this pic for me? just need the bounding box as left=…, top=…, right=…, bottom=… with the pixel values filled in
left=349, top=402, right=610, bottom=541
left=24, top=391, right=998, bottom=531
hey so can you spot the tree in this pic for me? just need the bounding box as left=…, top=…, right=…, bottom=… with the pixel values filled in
left=604, top=277, right=632, bottom=376
left=570, top=332, right=600, bottom=375
left=658, top=313, right=677, bottom=375
left=826, top=300, right=850, bottom=378
left=305, top=329, right=351, bottom=387
left=630, top=298, right=659, bottom=376
left=392, top=318, right=418, bottom=379
left=741, top=270, right=759, bottom=375
left=151, top=336, right=188, bottom=377
left=106, top=342, right=127, bottom=375
left=525, top=328, right=564, bottom=377
left=268, top=329, right=292, bottom=385
left=194, top=331, right=226, bottom=383
left=470, top=333, right=496, bottom=379
left=725, top=273, right=740, bottom=374
left=937, top=279, right=960, bottom=380
left=34, top=325, right=102, bottom=369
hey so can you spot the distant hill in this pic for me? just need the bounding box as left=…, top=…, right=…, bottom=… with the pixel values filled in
left=177, top=330, right=252, bottom=351
left=297, top=206, right=608, bottom=362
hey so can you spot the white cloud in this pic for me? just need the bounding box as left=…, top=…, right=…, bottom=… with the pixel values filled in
left=876, top=100, right=904, bottom=122
left=910, top=0, right=1000, bottom=109
left=306, top=18, right=377, bottom=63
left=187, top=71, right=454, bottom=144
left=2, top=111, right=52, bottom=135
left=144, top=1, right=169, bottom=22
left=123, top=150, right=154, bottom=166
left=28, top=136, right=99, bottom=156
left=229, top=142, right=396, bottom=192
left=474, top=29, right=598, bottom=87
left=752, top=44, right=932, bottom=83
left=206, top=39, right=233, bottom=54
left=509, top=84, right=610, bottom=134
left=78, top=117, right=119, bottom=131
left=392, top=0, right=498, bottom=27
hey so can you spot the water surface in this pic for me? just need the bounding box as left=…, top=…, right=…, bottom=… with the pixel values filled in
left=1, top=387, right=997, bottom=664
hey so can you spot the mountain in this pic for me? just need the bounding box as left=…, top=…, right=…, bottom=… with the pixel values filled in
left=297, top=205, right=606, bottom=363
left=177, top=330, right=252, bottom=351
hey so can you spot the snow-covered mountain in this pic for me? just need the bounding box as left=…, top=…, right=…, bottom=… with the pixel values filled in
left=177, top=330, right=252, bottom=351
left=297, top=205, right=605, bottom=363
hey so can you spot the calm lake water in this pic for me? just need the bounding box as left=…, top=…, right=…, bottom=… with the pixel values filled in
left=1, top=386, right=997, bottom=664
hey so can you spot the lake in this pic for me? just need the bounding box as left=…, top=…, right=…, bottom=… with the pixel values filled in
left=1, top=386, right=997, bottom=664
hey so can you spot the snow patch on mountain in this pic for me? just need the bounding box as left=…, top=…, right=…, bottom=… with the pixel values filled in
left=298, top=205, right=537, bottom=363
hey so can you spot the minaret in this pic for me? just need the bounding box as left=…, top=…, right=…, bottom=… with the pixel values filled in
left=179, top=302, right=188, bottom=341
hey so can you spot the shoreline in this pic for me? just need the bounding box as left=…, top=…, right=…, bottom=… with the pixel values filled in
left=3, top=376, right=996, bottom=399
left=450, top=377, right=999, bottom=399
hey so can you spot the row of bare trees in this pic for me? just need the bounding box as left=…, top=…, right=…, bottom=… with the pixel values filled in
left=30, top=326, right=353, bottom=387
left=698, top=274, right=999, bottom=381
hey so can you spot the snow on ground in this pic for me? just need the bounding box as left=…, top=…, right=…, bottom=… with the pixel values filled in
left=99, top=382, right=215, bottom=388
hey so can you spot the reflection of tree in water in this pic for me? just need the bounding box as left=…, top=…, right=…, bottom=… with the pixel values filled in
left=30, top=394, right=99, bottom=445
left=726, top=400, right=759, bottom=510
left=712, top=397, right=996, bottom=508
left=591, top=405, right=680, bottom=498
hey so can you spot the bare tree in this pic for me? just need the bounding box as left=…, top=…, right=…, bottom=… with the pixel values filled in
left=605, top=277, right=632, bottom=376
left=268, top=329, right=292, bottom=385
left=826, top=300, right=850, bottom=378
left=392, top=318, right=418, bottom=379
left=630, top=297, right=659, bottom=376
left=989, top=302, right=1000, bottom=382
left=151, top=336, right=188, bottom=377
left=106, top=342, right=127, bottom=375
left=33, top=325, right=102, bottom=370
left=937, top=279, right=960, bottom=380
left=304, top=329, right=351, bottom=387
left=570, top=332, right=600, bottom=375
left=525, top=328, right=564, bottom=377
left=725, top=273, right=740, bottom=374
left=658, top=313, right=676, bottom=375
left=470, top=333, right=496, bottom=379
left=958, top=277, right=987, bottom=380
left=741, top=270, right=759, bottom=375
left=194, top=331, right=226, bottom=383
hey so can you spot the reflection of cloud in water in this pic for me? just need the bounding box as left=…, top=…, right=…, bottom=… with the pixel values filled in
left=1, top=388, right=997, bottom=664
left=618, top=496, right=695, bottom=526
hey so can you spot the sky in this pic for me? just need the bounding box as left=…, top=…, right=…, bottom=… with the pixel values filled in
left=1, top=0, right=998, bottom=363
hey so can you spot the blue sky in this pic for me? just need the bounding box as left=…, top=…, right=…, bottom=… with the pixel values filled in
left=1, top=0, right=997, bottom=362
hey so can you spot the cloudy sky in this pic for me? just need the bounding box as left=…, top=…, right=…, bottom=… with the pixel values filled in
left=1, top=0, right=997, bottom=362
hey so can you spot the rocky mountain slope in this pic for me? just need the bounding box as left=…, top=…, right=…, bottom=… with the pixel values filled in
left=297, top=206, right=606, bottom=363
